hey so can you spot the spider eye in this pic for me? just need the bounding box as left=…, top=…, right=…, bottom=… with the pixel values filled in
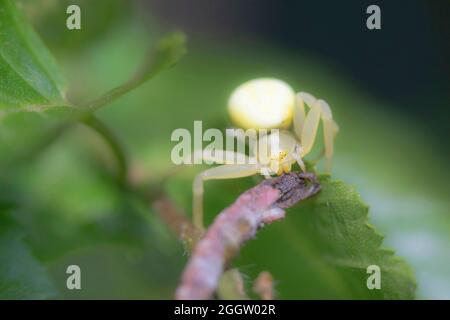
left=228, top=78, right=295, bottom=129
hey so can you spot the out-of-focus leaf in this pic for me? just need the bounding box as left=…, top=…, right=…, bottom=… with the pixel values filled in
left=0, top=1, right=184, bottom=170
left=0, top=0, right=66, bottom=110
left=0, top=1, right=65, bottom=294
left=0, top=212, right=57, bottom=299
left=0, top=0, right=75, bottom=164
left=46, top=243, right=183, bottom=299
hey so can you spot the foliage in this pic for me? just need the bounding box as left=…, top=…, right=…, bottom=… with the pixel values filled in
left=0, top=212, right=57, bottom=299
left=235, top=177, right=416, bottom=299
left=2, top=0, right=448, bottom=299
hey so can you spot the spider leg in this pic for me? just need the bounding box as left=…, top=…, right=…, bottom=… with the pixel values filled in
left=292, top=146, right=306, bottom=172
left=296, top=93, right=338, bottom=173
left=300, top=97, right=322, bottom=156
left=293, top=92, right=318, bottom=140
left=293, top=93, right=306, bottom=139
left=318, top=99, right=338, bottom=173
left=193, top=164, right=260, bottom=230
left=260, top=166, right=273, bottom=179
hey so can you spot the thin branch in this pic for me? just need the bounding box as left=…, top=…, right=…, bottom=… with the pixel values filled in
left=175, top=172, right=321, bottom=300
left=80, top=32, right=186, bottom=111
left=152, top=195, right=203, bottom=251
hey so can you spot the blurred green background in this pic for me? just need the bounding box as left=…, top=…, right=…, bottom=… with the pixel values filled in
left=1, top=0, right=449, bottom=299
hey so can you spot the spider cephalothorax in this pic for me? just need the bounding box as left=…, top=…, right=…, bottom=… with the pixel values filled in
left=191, top=78, right=338, bottom=229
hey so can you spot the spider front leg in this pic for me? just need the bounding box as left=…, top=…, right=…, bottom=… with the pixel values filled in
left=294, top=92, right=338, bottom=172
left=319, top=100, right=339, bottom=172
left=193, top=164, right=260, bottom=230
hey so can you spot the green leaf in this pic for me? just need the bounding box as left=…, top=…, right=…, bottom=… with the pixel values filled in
left=82, top=32, right=186, bottom=110
left=304, top=176, right=416, bottom=298
left=0, top=212, right=57, bottom=299
left=0, top=0, right=74, bottom=165
left=232, top=176, right=417, bottom=299
left=0, top=0, right=66, bottom=110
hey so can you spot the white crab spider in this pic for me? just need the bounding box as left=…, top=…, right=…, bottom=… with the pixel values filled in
left=191, top=78, right=338, bottom=229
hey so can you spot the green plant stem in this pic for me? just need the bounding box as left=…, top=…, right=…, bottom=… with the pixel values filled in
left=80, top=79, right=142, bottom=111
left=81, top=115, right=128, bottom=185
left=79, top=32, right=186, bottom=111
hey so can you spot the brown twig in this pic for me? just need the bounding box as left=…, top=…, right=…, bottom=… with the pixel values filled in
left=175, top=172, right=321, bottom=300
left=152, top=195, right=203, bottom=251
